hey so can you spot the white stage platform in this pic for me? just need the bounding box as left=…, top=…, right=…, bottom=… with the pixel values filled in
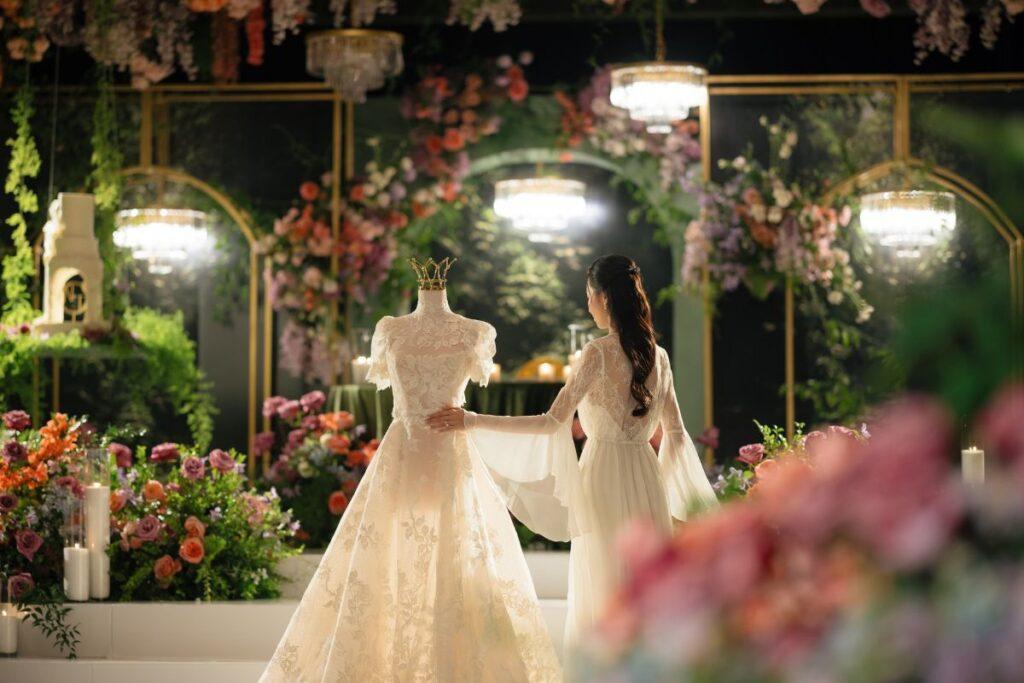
left=0, top=551, right=569, bottom=683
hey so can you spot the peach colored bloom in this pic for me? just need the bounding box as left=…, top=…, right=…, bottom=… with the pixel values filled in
left=184, top=516, right=206, bottom=539
left=179, top=536, right=205, bottom=564
left=110, top=490, right=128, bottom=513
left=143, top=480, right=167, bottom=503
left=154, top=554, right=182, bottom=583
left=299, top=181, right=320, bottom=202
left=327, top=435, right=351, bottom=456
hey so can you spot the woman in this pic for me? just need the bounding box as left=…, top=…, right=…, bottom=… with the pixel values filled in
left=427, top=254, right=718, bottom=647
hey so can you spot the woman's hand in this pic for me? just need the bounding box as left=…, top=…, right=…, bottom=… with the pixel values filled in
left=426, top=406, right=467, bottom=432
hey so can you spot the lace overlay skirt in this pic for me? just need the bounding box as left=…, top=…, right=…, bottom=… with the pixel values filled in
left=260, top=424, right=562, bottom=683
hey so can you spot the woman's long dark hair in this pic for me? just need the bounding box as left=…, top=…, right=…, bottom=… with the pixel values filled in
left=587, top=255, right=657, bottom=417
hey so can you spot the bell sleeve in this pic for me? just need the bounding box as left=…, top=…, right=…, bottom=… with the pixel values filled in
left=465, top=343, right=601, bottom=542
left=365, top=316, right=394, bottom=391
left=657, top=351, right=719, bottom=521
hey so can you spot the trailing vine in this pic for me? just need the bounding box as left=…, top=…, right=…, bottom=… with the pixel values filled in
left=2, top=76, right=41, bottom=324
left=88, top=67, right=125, bottom=318
left=17, top=583, right=80, bottom=659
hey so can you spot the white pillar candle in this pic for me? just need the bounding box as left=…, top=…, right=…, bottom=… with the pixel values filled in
left=537, top=362, right=555, bottom=382
left=63, top=544, right=90, bottom=601
left=89, top=549, right=110, bottom=599
left=489, top=364, right=502, bottom=383
left=0, top=606, right=17, bottom=655
left=962, top=446, right=985, bottom=485
left=351, top=356, right=371, bottom=384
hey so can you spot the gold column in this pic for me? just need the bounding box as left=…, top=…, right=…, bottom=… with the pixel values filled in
left=698, top=86, right=715, bottom=465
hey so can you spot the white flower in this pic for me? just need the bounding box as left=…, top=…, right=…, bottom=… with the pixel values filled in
left=400, top=157, right=413, bottom=171
left=827, top=290, right=844, bottom=305
left=779, top=145, right=792, bottom=160
left=775, top=187, right=793, bottom=208
left=750, top=204, right=767, bottom=223
left=857, top=305, right=874, bottom=323
left=297, top=461, right=314, bottom=478
left=767, top=206, right=783, bottom=223
left=732, top=156, right=747, bottom=170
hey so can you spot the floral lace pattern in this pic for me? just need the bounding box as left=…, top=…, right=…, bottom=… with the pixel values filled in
left=261, top=310, right=559, bottom=683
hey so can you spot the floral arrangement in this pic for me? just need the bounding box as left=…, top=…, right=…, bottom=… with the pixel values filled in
left=577, top=382, right=1024, bottom=682
left=556, top=66, right=702, bottom=196
left=109, top=440, right=299, bottom=601
left=264, top=54, right=531, bottom=384
left=713, top=420, right=870, bottom=501
left=0, top=411, right=87, bottom=657
left=682, top=118, right=871, bottom=325
left=256, top=391, right=377, bottom=547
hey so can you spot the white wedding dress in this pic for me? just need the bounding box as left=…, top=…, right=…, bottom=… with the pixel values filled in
left=468, top=333, right=719, bottom=648
left=260, top=292, right=561, bottom=682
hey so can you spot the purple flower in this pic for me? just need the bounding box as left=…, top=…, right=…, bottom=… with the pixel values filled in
left=2, top=410, right=31, bottom=432
left=262, top=396, right=287, bottom=419
left=181, top=456, right=205, bottom=481
left=3, top=440, right=28, bottom=463
left=7, top=572, right=34, bottom=600
left=300, top=390, right=326, bottom=414
left=16, top=529, right=43, bottom=561
left=252, top=431, right=275, bottom=456
left=209, top=449, right=236, bottom=473
left=109, top=442, right=133, bottom=469
left=135, top=515, right=162, bottom=542
left=0, top=493, right=17, bottom=510
left=277, top=400, right=301, bottom=421
left=150, top=443, right=180, bottom=463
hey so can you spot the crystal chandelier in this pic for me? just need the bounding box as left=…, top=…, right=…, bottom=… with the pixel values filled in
left=609, top=0, right=706, bottom=133
left=114, top=208, right=211, bottom=275
left=859, top=191, right=957, bottom=259
left=493, top=178, right=587, bottom=241
left=306, top=29, right=404, bottom=102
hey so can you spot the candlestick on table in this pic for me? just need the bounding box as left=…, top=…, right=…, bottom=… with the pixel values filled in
left=0, top=605, right=18, bottom=656
left=63, top=544, right=90, bottom=601
left=961, top=446, right=985, bottom=485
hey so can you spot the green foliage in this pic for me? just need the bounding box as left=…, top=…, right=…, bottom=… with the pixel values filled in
left=17, top=584, right=80, bottom=659
left=88, top=69, right=125, bottom=318
left=124, top=308, right=217, bottom=451
left=3, top=81, right=42, bottom=324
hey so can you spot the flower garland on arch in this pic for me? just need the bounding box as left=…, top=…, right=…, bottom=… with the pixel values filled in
left=260, top=54, right=532, bottom=385
left=681, top=117, right=872, bottom=325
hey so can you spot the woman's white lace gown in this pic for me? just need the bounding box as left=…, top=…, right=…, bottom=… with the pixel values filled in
left=260, top=305, right=561, bottom=682
left=469, top=334, right=719, bottom=648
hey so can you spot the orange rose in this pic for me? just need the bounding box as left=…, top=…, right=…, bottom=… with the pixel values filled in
left=184, top=516, right=206, bottom=539
left=179, top=536, right=205, bottom=564
left=425, top=135, right=444, bottom=155
left=507, top=78, right=529, bottom=103
left=320, top=411, right=355, bottom=432
left=327, top=435, right=351, bottom=456
left=299, top=181, right=320, bottom=202
left=154, top=554, right=182, bottom=583
left=442, top=128, right=465, bottom=152
left=110, top=490, right=127, bottom=513
left=327, top=491, right=349, bottom=515
left=345, top=449, right=365, bottom=469
left=143, top=480, right=167, bottom=503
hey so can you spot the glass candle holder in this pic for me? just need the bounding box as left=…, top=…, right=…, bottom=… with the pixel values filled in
left=61, top=495, right=90, bottom=601
left=0, top=582, right=20, bottom=656
left=84, top=447, right=111, bottom=486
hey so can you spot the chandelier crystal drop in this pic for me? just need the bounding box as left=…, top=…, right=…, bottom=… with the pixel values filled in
left=114, top=208, right=211, bottom=275
left=493, top=178, right=587, bottom=240
left=306, top=29, right=404, bottom=102
left=609, top=63, right=707, bottom=134
left=859, top=191, right=957, bottom=259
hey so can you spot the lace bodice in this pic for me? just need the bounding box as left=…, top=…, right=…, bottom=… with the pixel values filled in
left=367, top=310, right=496, bottom=424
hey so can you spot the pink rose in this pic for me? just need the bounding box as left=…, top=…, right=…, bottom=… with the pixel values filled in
left=16, top=529, right=43, bottom=561
left=696, top=426, right=720, bottom=450
left=7, top=572, right=34, bottom=600
left=209, top=449, right=237, bottom=473
left=859, top=0, right=891, bottom=17
left=300, top=390, right=326, bottom=414
left=277, top=400, right=301, bottom=421
left=252, top=431, right=276, bottom=456
left=2, top=410, right=31, bottom=431
left=135, top=515, right=162, bottom=542
left=0, top=493, right=17, bottom=511
left=262, top=396, right=287, bottom=419
left=150, top=443, right=180, bottom=463
left=976, top=382, right=1024, bottom=467
left=3, top=441, right=28, bottom=463
left=738, top=443, right=765, bottom=465
left=287, top=429, right=306, bottom=448
left=109, top=442, right=133, bottom=469
left=181, top=456, right=205, bottom=481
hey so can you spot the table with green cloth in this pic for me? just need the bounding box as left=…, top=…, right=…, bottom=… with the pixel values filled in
left=328, top=381, right=564, bottom=439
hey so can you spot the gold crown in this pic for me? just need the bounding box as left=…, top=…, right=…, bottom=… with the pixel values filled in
left=409, top=257, right=456, bottom=290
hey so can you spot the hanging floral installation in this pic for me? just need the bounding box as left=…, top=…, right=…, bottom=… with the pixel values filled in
left=261, top=54, right=532, bottom=384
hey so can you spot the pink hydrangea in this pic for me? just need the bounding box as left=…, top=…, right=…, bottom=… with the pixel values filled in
left=252, top=431, right=276, bottom=456
left=262, top=396, right=288, bottom=419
